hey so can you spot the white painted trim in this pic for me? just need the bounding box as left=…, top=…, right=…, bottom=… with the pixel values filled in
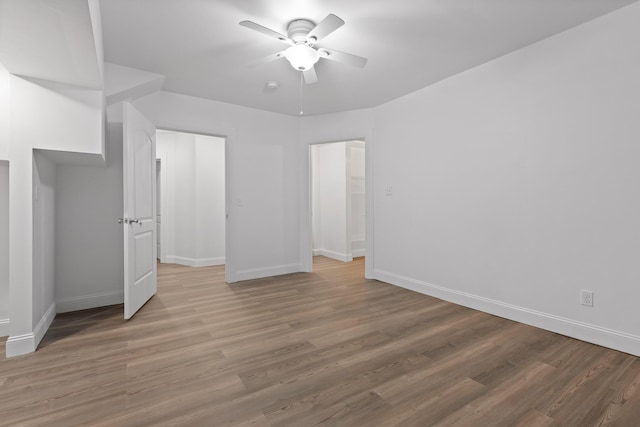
left=315, top=249, right=353, bottom=263
left=223, top=132, right=233, bottom=284
left=373, top=269, right=640, bottom=357
left=364, top=131, right=374, bottom=280
left=312, top=249, right=323, bottom=256
left=165, top=256, right=225, bottom=268
left=0, top=318, right=9, bottom=338
left=233, top=263, right=300, bottom=283
left=6, top=301, right=56, bottom=357
left=34, top=301, right=56, bottom=348
left=56, top=290, right=124, bottom=313
left=300, top=131, right=374, bottom=277
left=352, top=238, right=366, bottom=258
left=6, top=333, right=36, bottom=358
left=351, top=248, right=366, bottom=258
left=151, top=125, right=232, bottom=284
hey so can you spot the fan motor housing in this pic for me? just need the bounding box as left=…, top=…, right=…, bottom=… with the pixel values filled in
left=287, top=19, right=315, bottom=43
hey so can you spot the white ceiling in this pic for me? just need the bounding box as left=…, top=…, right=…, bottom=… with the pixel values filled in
left=100, top=0, right=638, bottom=116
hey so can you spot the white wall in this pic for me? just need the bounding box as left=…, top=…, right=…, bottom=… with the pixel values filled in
left=54, top=123, right=124, bottom=313
left=369, top=2, right=640, bottom=356
left=172, top=132, right=197, bottom=260
left=311, top=142, right=349, bottom=262
left=0, top=161, right=9, bottom=336
left=134, top=91, right=299, bottom=282
left=195, top=134, right=225, bottom=264
left=32, top=152, right=56, bottom=330
left=156, top=130, right=225, bottom=267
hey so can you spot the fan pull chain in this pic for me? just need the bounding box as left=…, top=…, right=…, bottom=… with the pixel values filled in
left=299, top=71, right=304, bottom=116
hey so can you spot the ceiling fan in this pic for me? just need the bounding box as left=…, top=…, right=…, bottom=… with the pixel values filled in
left=239, top=14, right=368, bottom=84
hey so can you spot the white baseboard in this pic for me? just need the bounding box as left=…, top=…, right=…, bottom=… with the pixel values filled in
left=233, top=263, right=300, bottom=283
left=373, top=269, right=640, bottom=358
left=351, top=248, right=366, bottom=258
left=56, top=290, right=124, bottom=313
left=6, top=301, right=56, bottom=358
left=6, top=333, right=36, bottom=358
left=314, top=249, right=353, bottom=263
left=165, top=256, right=225, bottom=267
left=0, top=318, right=9, bottom=338
left=34, top=301, right=56, bottom=348
left=352, top=239, right=366, bottom=257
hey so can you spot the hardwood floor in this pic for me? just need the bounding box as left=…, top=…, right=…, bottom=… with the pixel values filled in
left=1, top=257, right=639, bottom=426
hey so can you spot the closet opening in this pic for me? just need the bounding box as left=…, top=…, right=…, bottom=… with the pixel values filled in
left=309, top=140, right=366, bottom=270
left=156, top=129, right=226, bottom=268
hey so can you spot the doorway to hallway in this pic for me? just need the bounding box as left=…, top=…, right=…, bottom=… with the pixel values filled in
left=310, top=140, right=366, bottom=268
left=156, top=129, right=226, bottom=268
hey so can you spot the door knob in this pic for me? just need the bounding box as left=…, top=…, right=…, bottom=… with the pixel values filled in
left=118, top=218, right=141, bottom=224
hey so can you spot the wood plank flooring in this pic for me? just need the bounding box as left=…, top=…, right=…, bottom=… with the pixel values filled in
left=1, top=256, right=640, bottom=426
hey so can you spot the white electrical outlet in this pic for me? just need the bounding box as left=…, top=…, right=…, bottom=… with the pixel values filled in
left=581, top=290, right=594, bottom=307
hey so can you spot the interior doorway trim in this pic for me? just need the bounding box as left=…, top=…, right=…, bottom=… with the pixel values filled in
left=302, top=136, right=374, bottom=278
left=151, top=125, right=235, bottom=283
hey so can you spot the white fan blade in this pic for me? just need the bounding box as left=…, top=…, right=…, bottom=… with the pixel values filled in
left=249, top=51, right=285, bottom=68
left=318, top=48, right=368, bottom=68
left=303, top=67, right=318, bottom=84
left=239, top=20, right=293, bottom=45
left=307, top=14, right=344, bottom=43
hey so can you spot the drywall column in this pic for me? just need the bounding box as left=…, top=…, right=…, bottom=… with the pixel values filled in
left=32, top=152, right=56, bottom=332
left=7, top=143, right=35, bottom=356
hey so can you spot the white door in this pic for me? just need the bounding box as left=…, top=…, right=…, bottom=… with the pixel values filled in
left=122, top=102, right=157, bottom=319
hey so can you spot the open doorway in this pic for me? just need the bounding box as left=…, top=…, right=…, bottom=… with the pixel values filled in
left=310, top=140, right=365, bottom=268
left=155, top=130, right=226, bottom=268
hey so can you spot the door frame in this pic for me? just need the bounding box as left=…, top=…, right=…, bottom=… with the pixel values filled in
left=302, top=136, right=374, bottom=277
left=309, top=140, right=357, bottom=262
left=152, top=125, right=234, bottom=284
left=155, top=158, right=164, bottom=263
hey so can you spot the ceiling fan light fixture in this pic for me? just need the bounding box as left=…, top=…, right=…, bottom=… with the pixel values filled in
left=284, top=43, right=320, bottom=71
